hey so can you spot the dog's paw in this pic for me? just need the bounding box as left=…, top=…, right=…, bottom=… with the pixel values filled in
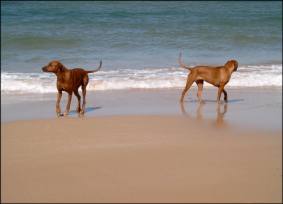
left=57, top=113, right=63, bottom=117
left=78, top=112, right=85, bottom=118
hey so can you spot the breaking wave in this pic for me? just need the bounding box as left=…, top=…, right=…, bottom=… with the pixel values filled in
left=1, top=64, right=282, bottom=95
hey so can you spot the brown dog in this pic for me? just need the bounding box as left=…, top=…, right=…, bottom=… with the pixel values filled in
left=178, top=53, right=238, bottom=103
left=42, top=60, right=102, bottom=116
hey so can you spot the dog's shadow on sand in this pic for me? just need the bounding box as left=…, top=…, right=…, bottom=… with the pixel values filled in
left=68, top=106, right=102, bottom=115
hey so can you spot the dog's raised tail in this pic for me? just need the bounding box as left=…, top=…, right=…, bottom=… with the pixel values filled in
left=86, top=60, right=102, bottom=73
left=178, top=52, right=192, bottom=70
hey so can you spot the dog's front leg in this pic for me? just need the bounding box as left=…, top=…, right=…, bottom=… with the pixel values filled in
left=196, top=80, right=204, bottom=103
left=56, top=91, right=63, bottom=117
left=223, top=89, right=228, bottom=102
left=64, top=93, right=73, bottom=116
left=217, top=85, right=225, bottom=103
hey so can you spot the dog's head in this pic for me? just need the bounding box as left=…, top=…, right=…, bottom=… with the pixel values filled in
left=42, top=61, right=65, bottom=73
left=225, top=60, right=238, bottom=72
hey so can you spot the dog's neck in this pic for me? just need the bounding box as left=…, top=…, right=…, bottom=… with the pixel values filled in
left=56, top=66, right=69, bottom=80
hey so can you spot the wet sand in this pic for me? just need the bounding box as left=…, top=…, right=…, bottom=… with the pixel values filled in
left=1, top=87, right=282, bottom=131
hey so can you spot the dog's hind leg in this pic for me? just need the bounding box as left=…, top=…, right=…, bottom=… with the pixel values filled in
left=81, top=75, right=89, bottom=115
left=74, top=89, right=81, bottom=113
left=180, top=74, right=195, bottom=103
left=81, top=86, right=87, bottom=115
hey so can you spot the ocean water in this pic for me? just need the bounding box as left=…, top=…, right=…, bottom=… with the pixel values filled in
left=1, top=1, right=282, bottom=94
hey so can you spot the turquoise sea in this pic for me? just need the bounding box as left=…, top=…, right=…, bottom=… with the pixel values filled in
left=1, top=1, right=282, bottom=94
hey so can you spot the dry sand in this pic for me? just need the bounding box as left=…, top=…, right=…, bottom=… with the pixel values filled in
left=1, top=115, right=282, bottom=203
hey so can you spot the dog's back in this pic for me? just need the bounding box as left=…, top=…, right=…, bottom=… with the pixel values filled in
left=61, top=68, right=88, bottom=90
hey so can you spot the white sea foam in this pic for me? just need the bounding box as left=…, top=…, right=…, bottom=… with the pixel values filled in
left=1, top=65, right=282, bottom=95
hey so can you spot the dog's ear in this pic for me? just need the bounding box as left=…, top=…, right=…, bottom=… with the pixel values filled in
left=230, top=60, right=238, bottom=71
left=56, top=62, right=65, bottom=73
left=224, top=60, right=232, bottom=67
left=225, top=60, right=238, bottom=71
left=233, top=60, right=238, bottom=71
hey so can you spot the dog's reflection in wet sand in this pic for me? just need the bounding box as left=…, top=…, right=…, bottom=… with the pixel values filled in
left=180, top=101, right=228, bottom=128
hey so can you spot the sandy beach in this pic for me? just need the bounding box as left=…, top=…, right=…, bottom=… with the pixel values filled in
left=2, top=116, right=282, bottom=203
left=1, top=88, right=282, bottom=203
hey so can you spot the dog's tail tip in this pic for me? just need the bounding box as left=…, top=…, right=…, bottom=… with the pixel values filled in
left=97, top=60, right=102, bottom=70
left=95, top=60, right=102, bottom=72
left=87, top=60, right=102, bottom=73
left=178, top=52, right=191, bottom=70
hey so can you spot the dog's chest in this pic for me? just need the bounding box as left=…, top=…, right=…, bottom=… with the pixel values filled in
left=57, top=81, right=71, bottom=91
left=57, top=73, right=73, bottom=91
left=57, top=71, right=84, bottom=91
